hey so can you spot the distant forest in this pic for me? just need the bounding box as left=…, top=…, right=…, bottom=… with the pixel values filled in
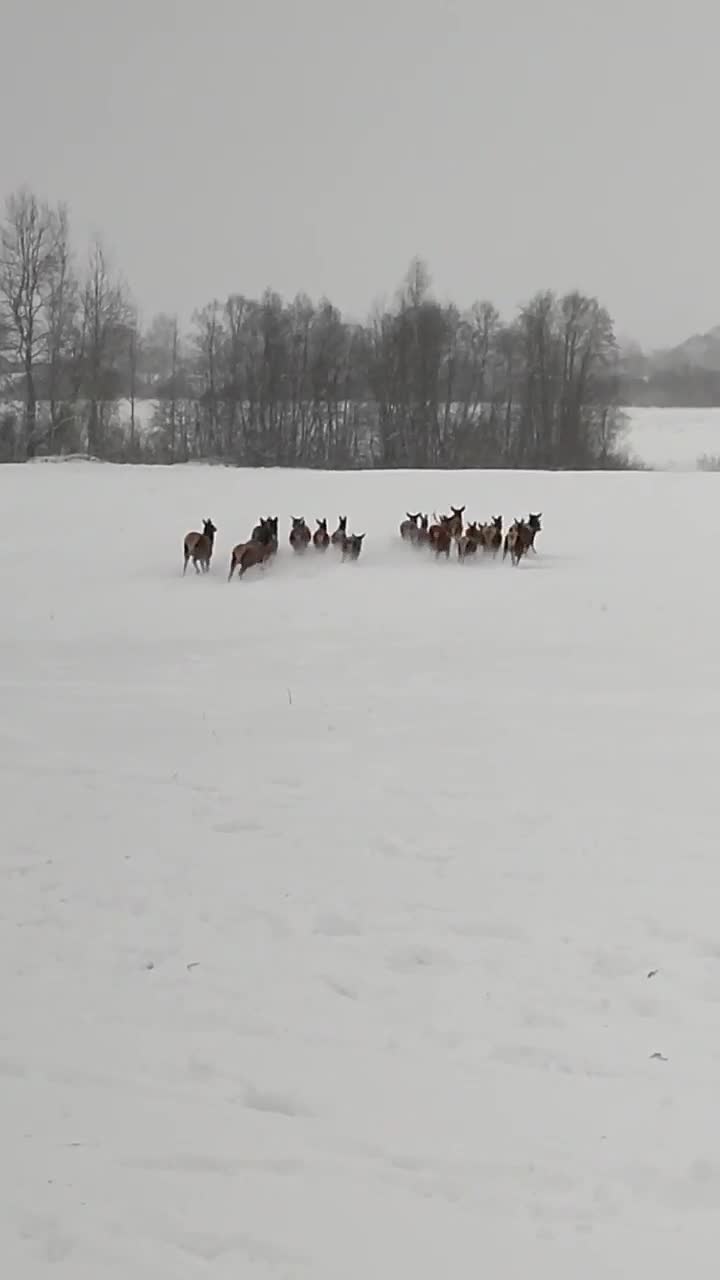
left=0, top=186, right=700, bottom=470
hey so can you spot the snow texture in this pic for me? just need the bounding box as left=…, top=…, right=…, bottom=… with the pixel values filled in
left=626, top=405, right=720, bottom=469
left=3, top=457, right=720, bottom=1277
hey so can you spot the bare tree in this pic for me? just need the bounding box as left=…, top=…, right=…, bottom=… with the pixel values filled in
left=145, top=314, right=188, bottom=460
left=127, top=308, right=141, bottom=456
left=192, top=301, right=222, bottom=456
left=0, top=184, right=630, bottom=469
left=44, top=204, right=79, bottom=451
left=80, top=238, right=132, bottom=457
left=0, top=188, right=66, bottom=457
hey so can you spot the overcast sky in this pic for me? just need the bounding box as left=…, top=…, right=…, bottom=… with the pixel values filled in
left=1, top=0, right=716, bottom=348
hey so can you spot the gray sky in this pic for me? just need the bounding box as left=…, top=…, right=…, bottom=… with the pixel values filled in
left=2, top=0, right=716, bottom=348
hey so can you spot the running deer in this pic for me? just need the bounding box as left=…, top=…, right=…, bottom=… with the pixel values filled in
left=331, top=516, right=348, bottom=548
left=400, top=512, right=421, bottom=542
left=503, top=518, right=530, bottom=566
left=342, top=532, right=365, bottom=561
left=428, top=514, right=454, bottom=558
left=183, top=518, right=217, bottom=575
left=446, top=505, right=466, bottom=540
left=227, top=518, right=275, bottom=581
left=525, top=512, right=542, bottom=552
left=457, top=521, right=482, bottom=561
left=481, top=516, right=503, bottom=556
left=415, top=514, right=430, bottom=546
left=313, top=518, right=330, bottom=550
left=289, top=517, right=311, bottom=552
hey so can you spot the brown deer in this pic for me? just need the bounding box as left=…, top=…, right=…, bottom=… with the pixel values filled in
left=250, top=515, right=278, bottom=556
left=503, top=519, right=530, bottom=566
left=481, top=516, right=503, bottom=557
left=313, top=518, right=330, bottom=550
left=183, top=518, right=217, bottom=575
left=227, top=518, right=275, bottom=581
left=289, top=517, right=311, bottom=552
left=331, top=516, right=347, bottom=548
left=428, top=514, right=454, bottom=558
left=400, top=512, right=421, bottom=542
left=342, top=532, right=365, bottom=561
left=457, top=521, right=482, bottom=561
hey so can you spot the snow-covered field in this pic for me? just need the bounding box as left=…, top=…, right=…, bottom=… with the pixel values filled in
left=4, top=460, right=720, bottom=1277
left=625, top=405, right=720, bottom=469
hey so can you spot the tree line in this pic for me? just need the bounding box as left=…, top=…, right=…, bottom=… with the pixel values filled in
left=0, top=186, right=631, bottom=469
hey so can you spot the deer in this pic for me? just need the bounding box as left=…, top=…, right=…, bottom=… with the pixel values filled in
left=227, top=518, right=275, bottom=581
left=313, top=518, right=330, bottom=550
left=427, top=514, right=454, bottom=558
left=457, top=521, right=482, bottom=561
left=331, top=516, right=348, bottom=548
left=446, top=505, right=466, bottom=541
left=342, top=532, right=365, bottom=561
left=503, top=519, right=530, bottom=566
left=481, top=516, right=503, bottom=557
left=289, top=517, right=311, bottom=552
left=525, top=512, right=542, bottom=552
left=248, top=516, right=278, bottom=554
left=183, top=518, right=217, bottom=575
left=415, top=514, right=430, bottom=547
left=400, top=512, right=421, bottom=542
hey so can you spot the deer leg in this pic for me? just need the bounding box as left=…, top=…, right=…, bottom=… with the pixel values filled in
left=183, top=549, right=189, bottom=575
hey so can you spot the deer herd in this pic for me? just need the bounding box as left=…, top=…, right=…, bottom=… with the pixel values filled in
left=400, top=507, right=542, bottom=566
left=182, top=514, right=365, bottom=579
left=182, top=508, right=541, bottom=579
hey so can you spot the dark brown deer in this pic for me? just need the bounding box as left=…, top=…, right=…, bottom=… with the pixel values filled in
left=415, top=514, right=430, bottom=547
left=264, top=516, right=279, bottom=556
left=447, top=505, right=465, bottom=540
left=400, top=512, right=421, bottom=542
left=428, top=514, right=454, bottom=558
left=183, top=518, right=217, bottom=575
left=289, top=517, right=311, bottom=552
left=525, top=512, right=542, bottom=552
left=331, top=516, right=347, bottom=548
left=313, top=518, right=330, bottom=550
left=227, top=518, right=275, bottom=581
left=342, top=532, right=365, bottom=561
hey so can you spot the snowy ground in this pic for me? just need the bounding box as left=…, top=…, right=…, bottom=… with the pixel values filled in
left=3, top=461, right=720, bottom=1277
left=625, top=405, right=720, bottom=469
